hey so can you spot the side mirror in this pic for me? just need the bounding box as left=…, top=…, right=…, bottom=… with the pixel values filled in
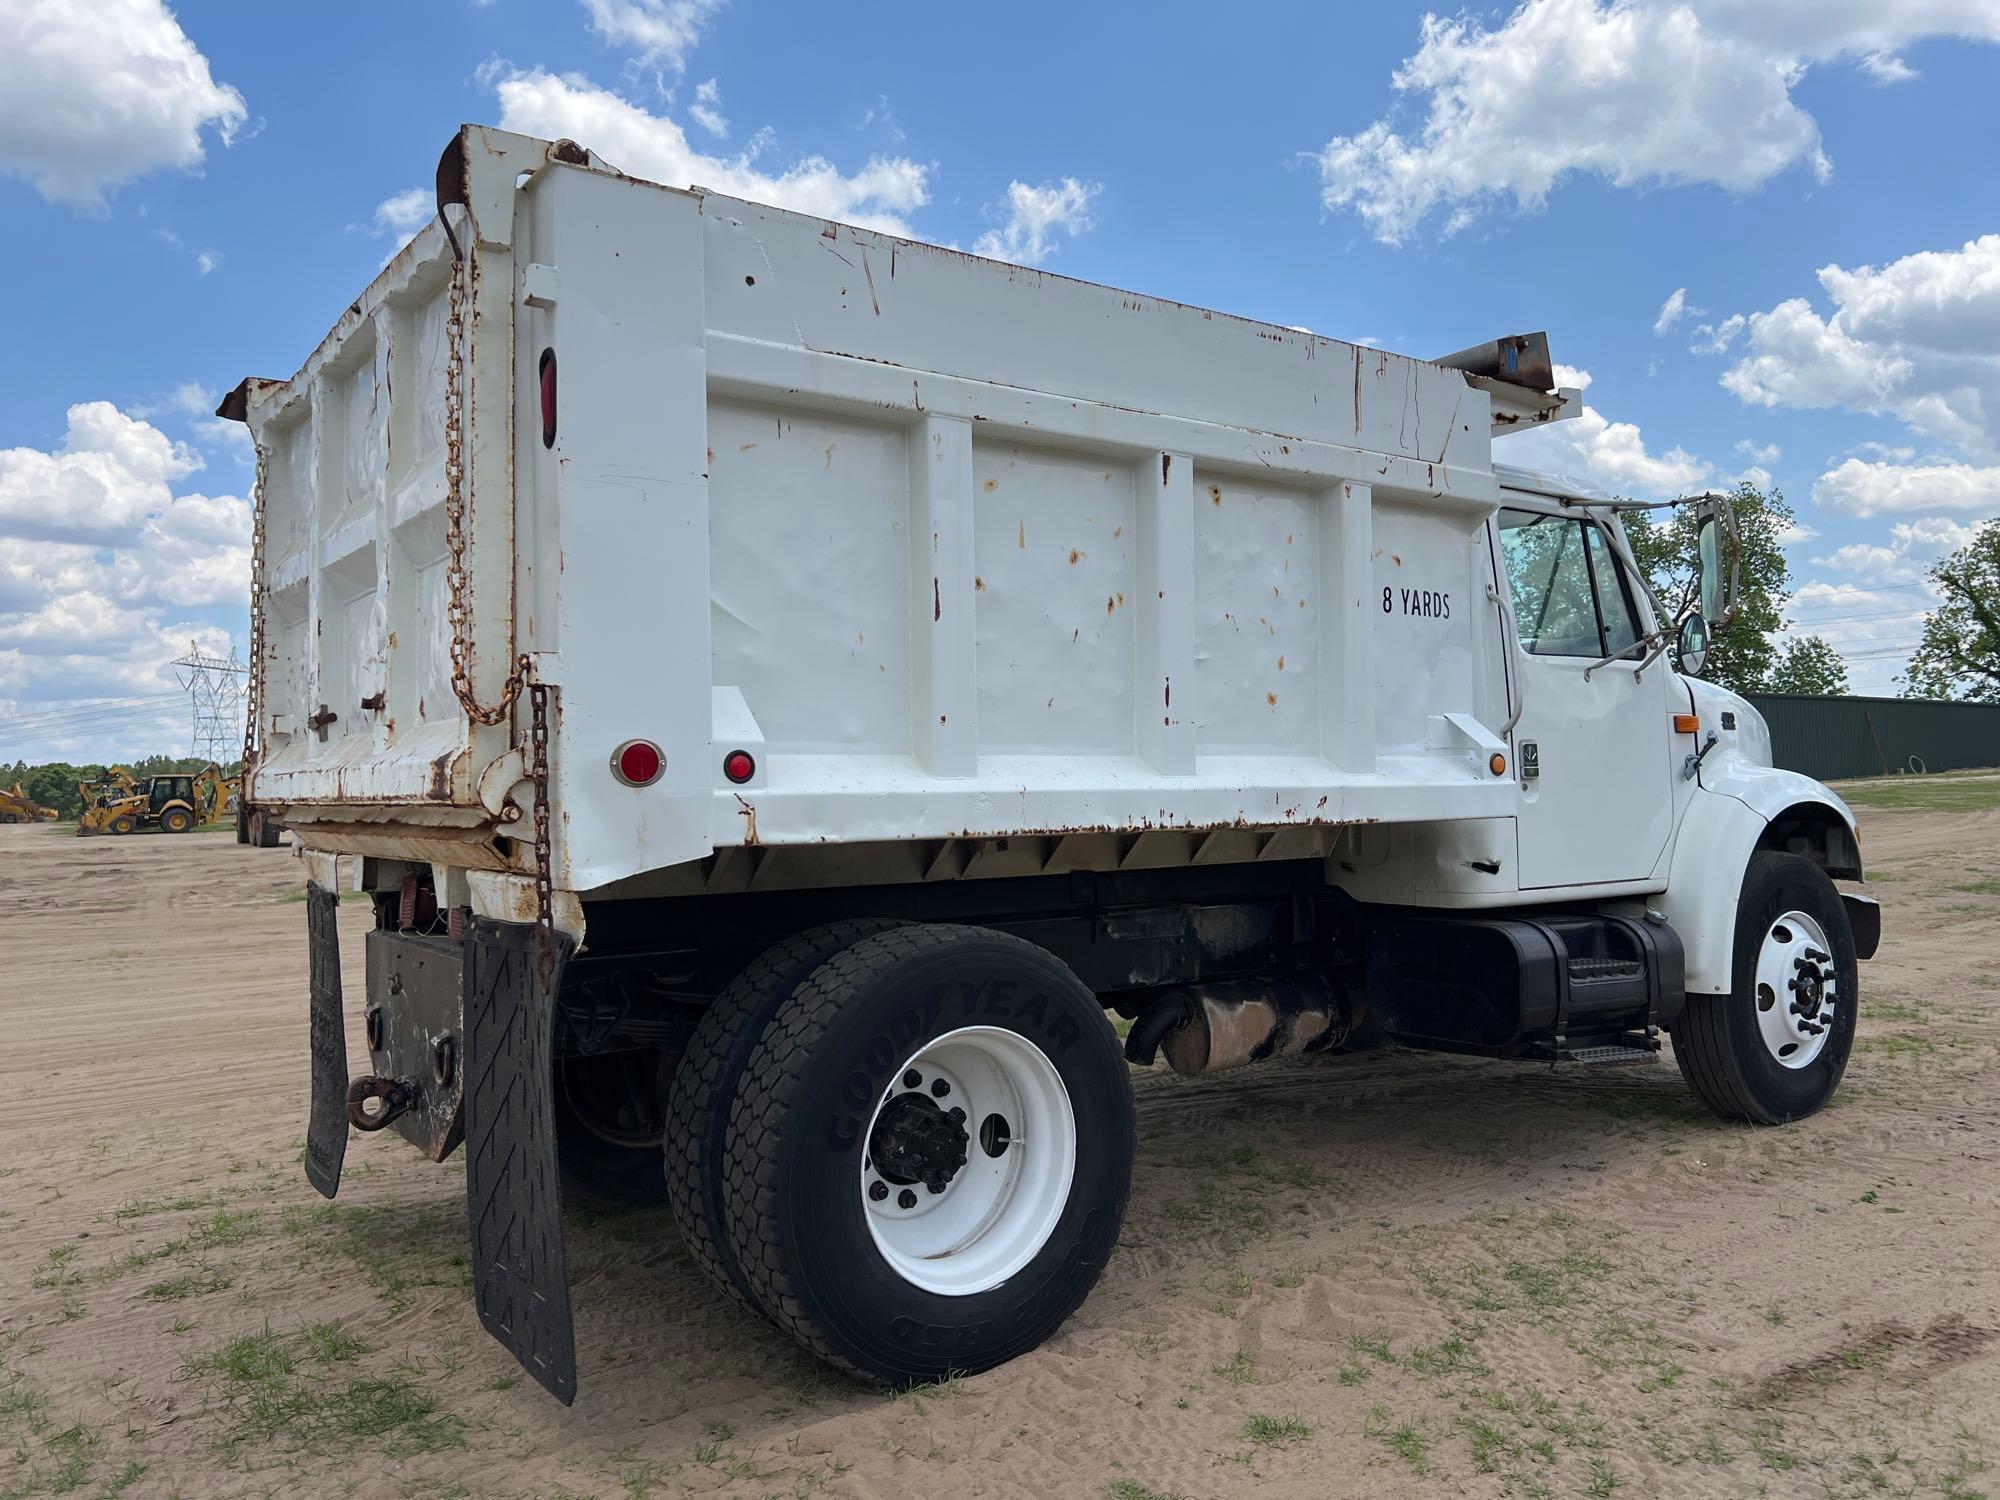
left=1697, top=517, right=1719, bottom=622
left=1676, top=612, right=1711, bottom=677
left=1690, top=493, right=1738, bottom=630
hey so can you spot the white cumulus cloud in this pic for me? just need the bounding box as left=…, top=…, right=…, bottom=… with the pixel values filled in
left=1723, top=235, right=2000, bottom=457
left=491, top=67, right=931, bottom=235
left=0, top=404, right=203, bottom=544
left=0, top=0, right=247, bottom=211
left=972, top=178, right=1100, bottom=267
left=0, top=399, right=251, bottom=759
left=372, top=188, right=432, bottom=237
left=1812, top=457, right=2000, bottom=517
left=1504, top=366, right=1710, bottom=498
left=689, top=77, right=727, bottom=138
left=1310, top=0, right=2000, bottom=244
left=1653, top=288, right=1690, bottom=335
left=578, top=0, right=724, bottom=71
left=1811, top=515, right=1976, bottom=584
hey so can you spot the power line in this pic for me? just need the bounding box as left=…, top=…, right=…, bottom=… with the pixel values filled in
left=1787, top=605, right=1937, bottom=628
left=0, top=693, right=184, bottom=732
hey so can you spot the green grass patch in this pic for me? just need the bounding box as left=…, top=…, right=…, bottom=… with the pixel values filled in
left=142, top=1268, right=233, bottom=1300
left=1210, top=1348, right=1255, bottom=1384
left=178, top=1323, right=466, bottom=1457
left=112, top=1191, right=231, bottom=1221
left=1404, top=1335, right=1488, bottom=1378
left=303, top=1320, right=366, bottom=1366
left=1243, top=1414, right=1311, bottom=1448
left=1836, top=775, right=2000, bottom=814
left=1856, top=1033, right=1937, bottom=1061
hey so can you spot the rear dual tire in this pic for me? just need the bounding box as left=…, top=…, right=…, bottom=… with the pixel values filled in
left=675, top=923, right=1133, bottom=1383
left=664, top=919, right=901, bottom=1316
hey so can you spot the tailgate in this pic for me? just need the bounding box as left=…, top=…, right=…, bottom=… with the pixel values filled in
left=229, top=135, right=558, bottom=810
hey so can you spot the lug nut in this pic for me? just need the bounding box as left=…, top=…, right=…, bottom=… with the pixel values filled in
left=931, top=1078, right=950, bottom=1098
left=948, top=1106, right=966, bottom=1123
left=897, top=1189, right=917, bottom=1210
left=869, top=1180, right=888, bottom=1201
left=926, top=1180, right=945, bottom=1194
left=903, top=1069, right=923, bottom=1090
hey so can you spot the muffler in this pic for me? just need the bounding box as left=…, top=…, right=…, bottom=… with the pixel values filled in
left=1123, top=974, right=1352, bottom=1076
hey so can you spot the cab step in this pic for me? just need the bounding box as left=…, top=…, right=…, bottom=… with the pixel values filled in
left=1555, top=1040, right=1660, bottom=1066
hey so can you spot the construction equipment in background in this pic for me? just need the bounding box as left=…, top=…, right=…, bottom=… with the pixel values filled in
left=0, top=782, right=59, bottom=823
left=76, top=776, right=138, bottom=824
left=77, top=764, right=230, bottom=836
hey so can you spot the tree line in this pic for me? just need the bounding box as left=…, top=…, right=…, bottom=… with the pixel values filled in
left=1628, top=482, right=1997, bottom=702
left=1, top=755, right=239, bottom=822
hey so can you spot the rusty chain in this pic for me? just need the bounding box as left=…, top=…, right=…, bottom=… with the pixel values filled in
left=442, top=253, right=530, bottom=729
left=442, top=243, right=558, bottom=981
left=240, top=436, right=270, bottom=801
left=529, top=680, right=556, bottom=988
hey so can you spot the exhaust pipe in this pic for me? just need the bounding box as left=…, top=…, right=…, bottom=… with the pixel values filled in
left=1124, top=974, right=1352, bottom=1077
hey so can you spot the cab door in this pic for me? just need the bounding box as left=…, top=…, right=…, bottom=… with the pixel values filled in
left=1498, top=506, right=1677, bottom=888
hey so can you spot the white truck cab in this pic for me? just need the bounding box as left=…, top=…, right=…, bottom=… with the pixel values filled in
left=221, top=126, right=1878, bottom=1402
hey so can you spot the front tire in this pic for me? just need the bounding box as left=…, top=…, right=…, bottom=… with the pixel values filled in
left=1674, top=851, right=1857, bottom=1124
left=722, top=925, right=1133, bottom=1383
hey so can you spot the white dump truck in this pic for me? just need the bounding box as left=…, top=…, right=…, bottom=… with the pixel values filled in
left=221, top=126, right=1880, bottom=1402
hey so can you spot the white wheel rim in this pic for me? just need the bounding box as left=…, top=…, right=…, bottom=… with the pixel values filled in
left=860, top=1025, right=1076, bottom=1297
left=1753, top=909, right=1837, bottom=1069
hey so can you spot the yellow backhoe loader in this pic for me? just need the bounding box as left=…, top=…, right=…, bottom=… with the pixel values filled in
left=0, top=782, right=60, bottom=823
left=77, top=765, right=229, bottom=836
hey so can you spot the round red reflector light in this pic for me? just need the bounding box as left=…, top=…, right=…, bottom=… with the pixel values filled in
left=723, top=749, right=756, bottom=785
left=610, top=739, right=663, bottom=787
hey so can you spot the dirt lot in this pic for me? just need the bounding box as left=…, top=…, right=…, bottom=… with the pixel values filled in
left=4, top=788, right=1999, bottom=1500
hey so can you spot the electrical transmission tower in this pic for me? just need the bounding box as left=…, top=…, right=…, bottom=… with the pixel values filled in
left=171, top=642, right=247, bottom=765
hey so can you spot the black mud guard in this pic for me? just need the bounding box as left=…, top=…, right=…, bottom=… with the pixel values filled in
left=463, top=915, right=580, bottom=1404
left=304, top=883, right=349, bottom=1199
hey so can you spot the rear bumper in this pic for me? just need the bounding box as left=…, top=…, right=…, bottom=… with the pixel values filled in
left=364, top=929, right=469, bottom=1160
left=1841, top=891, right=1881, bottom=961
left=305, top=897, right=581, bottom=1402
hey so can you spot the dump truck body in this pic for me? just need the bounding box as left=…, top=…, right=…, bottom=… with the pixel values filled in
left=231, top=128, right=1586, bottom=902
left=223, top=126, right=1876, bottom=1403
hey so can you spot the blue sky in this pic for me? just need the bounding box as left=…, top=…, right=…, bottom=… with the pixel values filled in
left=3, top=0, right=1998, bottom=762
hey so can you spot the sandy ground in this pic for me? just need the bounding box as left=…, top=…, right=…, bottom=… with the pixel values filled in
left=2, top=803, right=1998, bottom=1500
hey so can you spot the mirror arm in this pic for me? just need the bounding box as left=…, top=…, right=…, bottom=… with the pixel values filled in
left=1487, top=581, right=1527, bottom=735
left=1582, top=514, right=1675, bottom=681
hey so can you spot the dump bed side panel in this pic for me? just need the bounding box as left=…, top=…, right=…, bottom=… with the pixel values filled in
left=246, top=130, right=1526, bottom=895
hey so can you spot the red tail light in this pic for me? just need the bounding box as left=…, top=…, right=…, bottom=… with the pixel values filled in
left=610, top=739, right=663, bottom=787
left=723, top=749, right=756, bottom=784
left=538, top=348, right=557, bottom=449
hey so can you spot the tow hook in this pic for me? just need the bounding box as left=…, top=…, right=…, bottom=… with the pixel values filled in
left=346, top=1076, right=418, bottom=1132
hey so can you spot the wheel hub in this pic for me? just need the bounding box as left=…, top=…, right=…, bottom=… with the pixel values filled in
left=869, top=1091, right=970, bottom=1192
left=859, top=1026, right=1077, bottom=1298
left=1754, top=912, right=1837, bottom=1068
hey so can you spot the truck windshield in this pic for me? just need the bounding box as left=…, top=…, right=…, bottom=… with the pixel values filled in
left=1498, top=509, right=1642, bottom=659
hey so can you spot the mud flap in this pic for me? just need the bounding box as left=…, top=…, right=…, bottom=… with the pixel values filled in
left=304, top=883, right=349, bottom=1199
left=463, top=916, right=580, bottom=1404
